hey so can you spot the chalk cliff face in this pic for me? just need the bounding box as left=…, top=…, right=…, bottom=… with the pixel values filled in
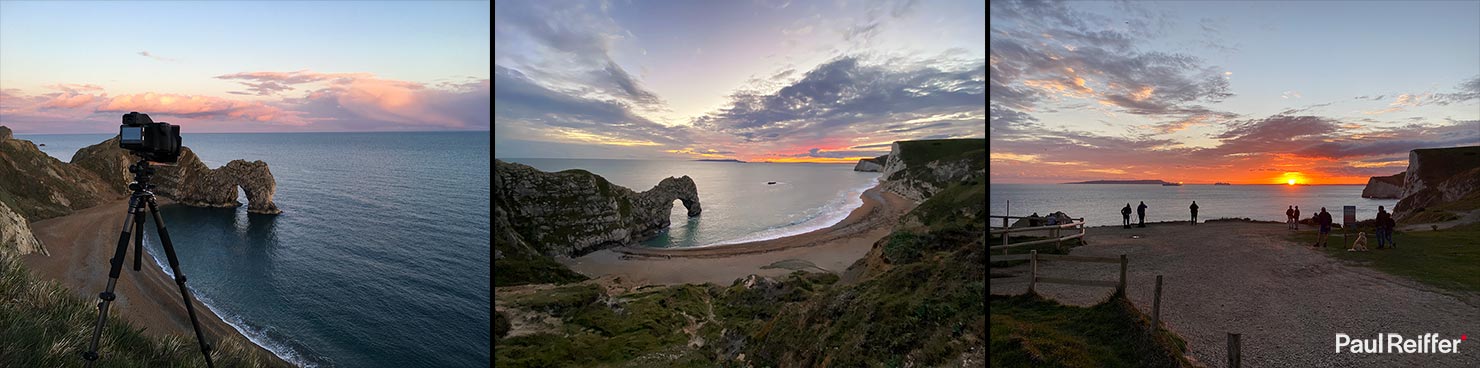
left=71, top=137, right=283, bottom=215
left=494, top=159, right=701, bottom=257
left=1360, top=172, right=1405, bottom=199
left=1393, top=146, right=1480, bottom=219
left=0, top=201, right=47, bottom=256
left=878, top=139, right=986, bottom=202
left=852, top=155, right=887, bottom=172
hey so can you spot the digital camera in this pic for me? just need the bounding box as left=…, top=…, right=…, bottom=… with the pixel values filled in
left=118, top=112, right=181, bottom=163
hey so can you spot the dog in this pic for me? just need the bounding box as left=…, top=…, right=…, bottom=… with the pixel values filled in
left=1348, top=232, right=1369, bottom=252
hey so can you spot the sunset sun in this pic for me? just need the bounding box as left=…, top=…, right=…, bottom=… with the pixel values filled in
left=1288, top=179, right=1296, bottom=185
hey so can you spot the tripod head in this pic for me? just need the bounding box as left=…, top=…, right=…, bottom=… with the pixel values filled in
left=127, top=158, right=158, bottom=193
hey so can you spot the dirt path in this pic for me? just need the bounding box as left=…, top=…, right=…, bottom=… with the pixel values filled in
left=1400, top=209, right=1480, bottom=231
left=991, top=221, right=1480, bottom=368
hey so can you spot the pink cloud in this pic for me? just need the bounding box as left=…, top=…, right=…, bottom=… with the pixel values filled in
left=219, top=70, right=487, bottom=128
left=41, top=93, right=99, bottom=109
left=95, top=93, right=307, bottom=125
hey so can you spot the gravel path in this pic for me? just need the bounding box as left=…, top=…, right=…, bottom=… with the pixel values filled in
left=991, top=221, right=1480, bottom=367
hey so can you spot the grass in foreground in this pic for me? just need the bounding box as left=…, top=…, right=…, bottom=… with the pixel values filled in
left=990, top=293, right=1192, bottom=368
left=1284, top=222, right=1480, bottom=292
left=0, top=252, right=288, bottom=367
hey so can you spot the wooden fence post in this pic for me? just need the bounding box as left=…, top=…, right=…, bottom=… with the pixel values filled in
left=1117, top=254, right=1127, bottom=295
left=1152, top=275, right=1163, bottom=328
left=1227, top=333, right=1241, bottom=368
left=1028, top=250, right=1038, bottom=294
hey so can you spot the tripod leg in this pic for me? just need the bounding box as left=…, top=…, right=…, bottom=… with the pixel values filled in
left=146, top=198, right=216, bottom=368
left=83, top=196, right=142, bottom=365
left=132, top=208, right=146, bottom=271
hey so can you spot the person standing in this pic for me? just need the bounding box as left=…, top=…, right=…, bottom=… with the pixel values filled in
left=1294, top=206, right=1301, bottom=230
left=1374, top=206, right=1391, bottom=249
left=1188, top=201, right=1199, bottom=225
left=1315, top=207, right=1333, bottom=247
left=1378, top=206, right=1397, bottom=249
left=1137, top=201, right=1148, bottom=228
left=1122, top=203, right=1133, bottom=229
left=1286, top=205, right=1295, bottom=230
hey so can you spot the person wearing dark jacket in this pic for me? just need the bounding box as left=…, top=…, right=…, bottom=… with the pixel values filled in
left=1137, top=201, right=1148, bottom=228
left=1188, top=201, right=1199, bottom=225
left=1286, top=205, right=1295, bottom=230
left=1122, top=203, right=1133, bottom=229
left=1376, top=206, right=1395, bottom=249
left=1315, top=207, right=1333, bottom=247
left=1294, top=206, right=1301, bottom=230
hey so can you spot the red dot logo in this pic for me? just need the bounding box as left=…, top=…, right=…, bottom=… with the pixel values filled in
left=1463, top=334, right=1468, bottom=341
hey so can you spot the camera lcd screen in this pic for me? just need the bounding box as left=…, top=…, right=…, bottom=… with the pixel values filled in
left=120, top=126, right=144, bottom=144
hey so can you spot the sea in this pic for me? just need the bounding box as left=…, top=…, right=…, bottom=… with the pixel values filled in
left=499, top=158, right=882, bottom=248
left=990, top=184, right=1401, bottom=227
left=20, top=132, right=490, bottom=367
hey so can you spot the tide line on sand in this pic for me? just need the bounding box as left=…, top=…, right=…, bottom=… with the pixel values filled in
left=699, top=179, right=881, bottom=248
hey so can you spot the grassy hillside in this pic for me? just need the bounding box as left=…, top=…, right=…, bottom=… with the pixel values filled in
left=0, top=252, right=288, bottom=367
left=894, top=138, right=987, bottom=168
left=990, top=293, right=1192, bottom=368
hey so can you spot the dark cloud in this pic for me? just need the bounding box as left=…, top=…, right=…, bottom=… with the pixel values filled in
left=494, top=65, right=682, bottom=144
left=793, top=147, right=890, bottom=158
left=1432, top=75, right=1480, bottom=105
left=493, top=0, right=662, bottom=106
left=989, top=0, right=1233, bottom=118
left=694, top=56, right=984, bottom=142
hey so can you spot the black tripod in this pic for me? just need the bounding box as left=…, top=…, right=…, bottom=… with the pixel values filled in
left=83, top=159, right=215, bottom=367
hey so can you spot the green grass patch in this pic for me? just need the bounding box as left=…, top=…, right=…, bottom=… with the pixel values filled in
left=1284, top=222, right=1480, bottom=292
left=990, top=293, right=1192, bottom=368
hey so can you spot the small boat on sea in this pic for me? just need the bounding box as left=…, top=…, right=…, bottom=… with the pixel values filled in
left=1214, top=182, right=1231, bottom=185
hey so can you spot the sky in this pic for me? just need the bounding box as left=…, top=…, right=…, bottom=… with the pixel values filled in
left=493, top=0, right=987, bottom=163
left=0, top=1, right=491, bottom=133
left=990, top=0, right=1480, bottom=184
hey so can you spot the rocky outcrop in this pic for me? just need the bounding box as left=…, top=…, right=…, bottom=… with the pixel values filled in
left=1393, top=146, right=1480, bottom=219
left=1361, top=172, right=1405, bottom=199
left=0, top=126, right=11, bottom=140
left=71, top=136, right=282, bottom=214
left=878, top=139, right=986, bottom=202
left=0, top=201, right=47, bottom=256
left=494, top=159, right=701, bottom=257
left=0, top=128, right=118, bottom=221
left=852, top=155, right=887, bottom=172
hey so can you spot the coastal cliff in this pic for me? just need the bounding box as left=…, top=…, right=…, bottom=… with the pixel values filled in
left=879, top=138, right=986, bottom=202
left=494, top=159, right=701, bottom=258
left=852, top=154, right=887, bottom=172
left=72, top=137, right=282, bottom=215
left=1392, top=146, right=1480, bottom=219
left=0, top=127, right=119, bottom=221
left=1360, top=172, right=1405, bottom=199
left=0, top=127, right=282, bottom=218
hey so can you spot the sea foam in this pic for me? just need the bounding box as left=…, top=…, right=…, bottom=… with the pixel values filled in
left=699, top=178, right=880, bottom=247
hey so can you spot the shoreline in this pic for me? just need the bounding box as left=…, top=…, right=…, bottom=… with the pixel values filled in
left=21, top=199, right=293, bottom=366
left=558, top=184, right=915, bottom=285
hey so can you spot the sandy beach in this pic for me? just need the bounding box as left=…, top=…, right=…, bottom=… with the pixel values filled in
left=21, top=199, right=287, bottom=365
left=558, top=185, right=915, bottom=285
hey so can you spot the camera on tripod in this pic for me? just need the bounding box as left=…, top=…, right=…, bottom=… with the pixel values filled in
left=119, top=112, right=181, bottom=163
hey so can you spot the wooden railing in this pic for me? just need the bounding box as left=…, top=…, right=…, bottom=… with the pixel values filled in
left=988, top=215, right=1086, bottom=251
left=990, top=250, right=1126, bottom=294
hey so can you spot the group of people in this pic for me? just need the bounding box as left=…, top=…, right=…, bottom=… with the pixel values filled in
left=1292, top=205, right=1397, bottom=249
left=1120, top=201, right=1199, bottom=229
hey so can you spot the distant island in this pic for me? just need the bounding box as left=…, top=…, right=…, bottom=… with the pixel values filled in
left=694, top=158, right=745, bottom=163
left=1064, top=179, right=1172, bottom=184
left=1214, top=182, right=1232, bottom=185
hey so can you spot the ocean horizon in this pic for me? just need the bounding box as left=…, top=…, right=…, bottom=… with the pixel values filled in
left=27, top=131, right=491, bottom=367
left=990, top=183, right=1401, bottom=228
